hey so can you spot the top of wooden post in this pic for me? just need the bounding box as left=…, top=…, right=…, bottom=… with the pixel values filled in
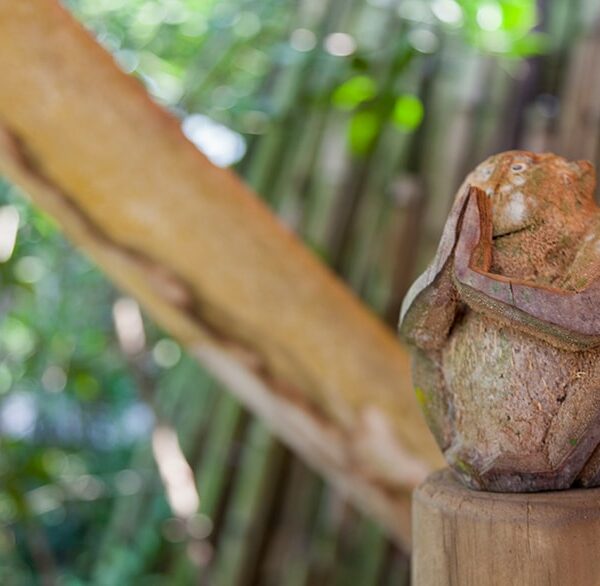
left=413, top=469, right=600, bottom=586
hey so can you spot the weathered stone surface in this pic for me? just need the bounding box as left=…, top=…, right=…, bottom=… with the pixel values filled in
left=400, top=151, right=600, bottom=491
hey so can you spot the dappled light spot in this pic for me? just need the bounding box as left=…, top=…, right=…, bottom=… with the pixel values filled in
left=431, top=0, right=463, bottom=24
left=112, top=297, right=146, bottom=356
left=290, top=27, right=316, bottom=52
left=0, top=205, right=19, bottom=262
left=182, top=114, right=246, bottom=167
left=162, top=517, right=187, bottom=543
left=1, top=317, right=37, bottom=358
left=68, top=474, right=107, bottom=501
left=152, top=338, right=181, bottom=368
left=212, top=86, right=237, bottom=112
left=233, top=11, right=262, bottom=38
left=476, top=2, right=503, bottom=31
left=0, top=392, right=37, bottom=439
left=241, top=110, right=269, bottom=135
left=120, top=403, right=155, bottom=442
left=114, top=469, right=144, bottom=496
left=398, top=0, right=432, bottom=22
left=408, top=28, right=440, bottom=53
left=14, top=256, right=46, bottom=284
left=152, top=424, right=200, bottom=519
left=26, top=485, right=65, bottom=516
left=186, top=513, right=213, bottom=540
left=324, top=32, right=356, bottom=57
left=186, top=541, right=214, bottom=567
left=41, top=365, right=67, bottom=394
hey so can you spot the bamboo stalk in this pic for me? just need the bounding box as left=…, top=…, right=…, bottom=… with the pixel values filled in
left=209, top=423, right=286, bottom=586
left=256, top=459, right=323, bottom=585
left=94, top=360, right=218, bottom=579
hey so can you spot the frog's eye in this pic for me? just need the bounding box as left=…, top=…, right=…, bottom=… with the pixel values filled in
left=511, top=163, right=527, bottom=172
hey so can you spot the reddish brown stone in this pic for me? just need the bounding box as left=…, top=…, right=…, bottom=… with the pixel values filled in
left=400, top=151, right=600, bottom=491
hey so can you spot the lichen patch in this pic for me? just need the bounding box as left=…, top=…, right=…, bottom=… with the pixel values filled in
left=506, top=191, right=526, bottom=224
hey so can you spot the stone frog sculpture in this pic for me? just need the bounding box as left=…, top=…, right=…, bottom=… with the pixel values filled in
left=399, top=151, right=600, bottom=491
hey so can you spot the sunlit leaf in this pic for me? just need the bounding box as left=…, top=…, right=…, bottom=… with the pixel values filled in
left=73, top=372, right=101, bottom=402
left=454, top=0, right=542, bottom=56
left=333, top=75, right=377, bottom=111
left=510, top=31, right=549, bottom=56
left=392, top=94, right=424, bottom=131
left=500, top=0, right=536, bottom=33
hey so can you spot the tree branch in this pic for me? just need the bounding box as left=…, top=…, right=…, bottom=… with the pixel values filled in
left=0, top=0, right=441, bottom=546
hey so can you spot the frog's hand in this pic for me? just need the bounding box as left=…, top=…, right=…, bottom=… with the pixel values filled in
left=454, top=188, right=600, bottom=351
left=399, top=185, right=471, bottom=350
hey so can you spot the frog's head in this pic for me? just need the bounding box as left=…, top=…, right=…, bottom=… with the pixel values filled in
left=401, top=150, right=600, bottom=361
left=466, top=151, right=595, bottom=237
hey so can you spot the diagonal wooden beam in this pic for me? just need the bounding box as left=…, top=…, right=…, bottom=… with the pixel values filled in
left=0, top=0, right=442, bottom=546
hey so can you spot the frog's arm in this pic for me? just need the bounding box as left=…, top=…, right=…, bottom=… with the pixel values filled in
left=454, top=187, right=600, bottom=351
left=398, top=185, right=471, bottom=350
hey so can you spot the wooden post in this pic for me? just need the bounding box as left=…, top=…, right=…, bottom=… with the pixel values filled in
left=412, top=469, right=600, bottom=585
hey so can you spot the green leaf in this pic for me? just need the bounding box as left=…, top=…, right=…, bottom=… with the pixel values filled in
left=348, top=110, right=380, bottom=155
left=392, top=94, right=424, bottom=131
left=73, top=371, right=101, bottom=402
left=332, top=75, right=377, bottom=111
left=499, top=0, right=536, bottom=33
left=510, top=32, right=549, bottom=57
left=455, top=0, right=544, bottom=57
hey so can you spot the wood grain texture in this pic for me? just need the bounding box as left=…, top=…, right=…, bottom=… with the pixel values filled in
left=413, top=469, right=600, bottom=585
left=0, top=0, right=443, bottom=545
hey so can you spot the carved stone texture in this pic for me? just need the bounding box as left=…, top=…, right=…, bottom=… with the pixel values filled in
left=400, top=151, right=600, bottom=491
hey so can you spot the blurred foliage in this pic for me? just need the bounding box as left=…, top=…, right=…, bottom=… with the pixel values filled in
left=63, top=0, right=544, bottom=159
left=0, top=0, right=548, bottom=582
left=65, top=0, right=295, bottom=136
left=0, top=177, right=176, bottom=582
